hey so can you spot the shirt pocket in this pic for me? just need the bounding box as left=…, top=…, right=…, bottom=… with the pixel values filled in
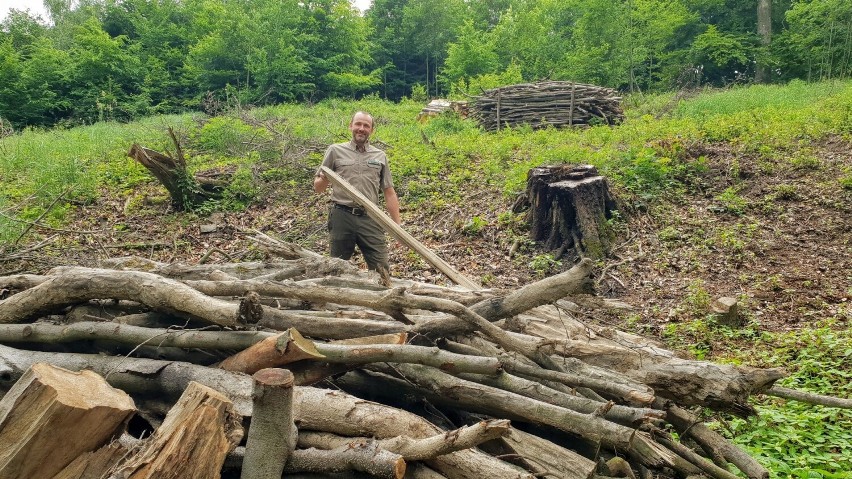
left=336, top=158, right=357, bottom=175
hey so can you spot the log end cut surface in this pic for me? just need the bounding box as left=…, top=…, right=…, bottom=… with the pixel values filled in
left=0, top=363, right=136, bottom=479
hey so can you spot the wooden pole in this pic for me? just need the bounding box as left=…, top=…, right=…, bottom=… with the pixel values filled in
left=320, top=166, right=481, bottom=290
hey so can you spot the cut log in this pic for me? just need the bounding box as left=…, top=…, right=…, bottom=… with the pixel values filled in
left=525, top=164, right=618, bottom=258
left=286, top=443, right=405, bottom=479
left=110, top=381, right=243, bottom=479
left=0, top=363, right=136, bottom=479
left=241, top=369, right=296, bottom=479
left=289, top=332, right=409, bottom=386
left=50, top=443, right=128, bottom=479
left=219, top=329, right=324, bottom=374
left=297, top=419, right=511, bottom=461
left=414, top=258, right=594, bottom=337
left=479, top=427, right=597, bottom=479
left=292, top=387, right=535, bottom=479
left=345, top=365, right=694, bottom=473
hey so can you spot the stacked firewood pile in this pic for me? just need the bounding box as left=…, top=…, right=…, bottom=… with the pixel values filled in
left=470, top=81, right=624, bottom=131
left=1, top=233, right=828, bottom=479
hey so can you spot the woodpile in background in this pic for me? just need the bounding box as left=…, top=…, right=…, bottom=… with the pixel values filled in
left=470, top=81, right=624, bottom=131
left=1, top=233, right=842, bottom=479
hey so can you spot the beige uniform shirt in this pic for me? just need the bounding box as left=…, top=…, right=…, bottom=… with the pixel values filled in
left=319, top=140, right=394, bottom=207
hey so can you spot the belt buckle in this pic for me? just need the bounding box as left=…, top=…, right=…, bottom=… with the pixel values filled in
left=352, top=207, right=365, bottom=216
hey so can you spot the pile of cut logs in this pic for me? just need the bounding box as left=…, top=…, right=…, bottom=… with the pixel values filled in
left=1, top=233, right=832, bottom=479
left=470, top=81, right=624, bottom=131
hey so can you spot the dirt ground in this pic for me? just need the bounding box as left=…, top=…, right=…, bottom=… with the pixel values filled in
left=3, top=137, right=850, bottom=340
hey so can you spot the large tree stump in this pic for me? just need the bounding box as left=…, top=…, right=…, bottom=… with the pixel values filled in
left=525, top=164, right=618, bottom=258
left=0, top=363, right=136, bottom=479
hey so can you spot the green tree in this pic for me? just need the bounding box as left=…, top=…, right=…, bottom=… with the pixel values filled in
left=778, top=0, right=852, bottom=81
left=441, top=20, right=499, bottom=91
left=690, top=24, right=752, bottom=84
left=68, top=17, right=142, bottom=122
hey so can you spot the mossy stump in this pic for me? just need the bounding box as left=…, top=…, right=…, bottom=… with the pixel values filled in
left=525, top=164, right=618, bottom=259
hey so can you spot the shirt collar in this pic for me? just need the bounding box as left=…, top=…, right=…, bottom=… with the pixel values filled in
left=349, top=139, right=370, bottom=153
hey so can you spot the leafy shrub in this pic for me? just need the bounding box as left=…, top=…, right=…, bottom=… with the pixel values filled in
left=193, top=116, right=270, bottom=156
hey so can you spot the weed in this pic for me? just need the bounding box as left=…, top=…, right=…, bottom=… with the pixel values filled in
left=528, top=253, right=561, bottom=278
left=462, top=216, right=487, bottom=235
left=771, top=183, right=800, bottom=201
left=716, top=186, right=749, bottom=215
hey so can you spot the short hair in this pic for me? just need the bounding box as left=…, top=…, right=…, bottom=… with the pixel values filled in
left=351, top=111, right=374, bottom=127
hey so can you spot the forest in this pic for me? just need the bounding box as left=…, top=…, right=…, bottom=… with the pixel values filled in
left=2, top=0, right=852, bottom=129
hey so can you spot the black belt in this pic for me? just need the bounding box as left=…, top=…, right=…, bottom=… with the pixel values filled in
left=334, top=203, right=366, bottom=216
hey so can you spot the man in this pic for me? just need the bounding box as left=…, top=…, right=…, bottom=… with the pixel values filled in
left=313, top=111, right=401, bottom=273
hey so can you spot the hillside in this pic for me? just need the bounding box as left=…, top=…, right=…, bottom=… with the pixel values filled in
left=1, top=81, right=851, bottom=475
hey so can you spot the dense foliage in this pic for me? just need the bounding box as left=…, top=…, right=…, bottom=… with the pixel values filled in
left=2, top=0, right=852, bottom=128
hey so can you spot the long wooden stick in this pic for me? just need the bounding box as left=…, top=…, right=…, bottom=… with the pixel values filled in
left=320, top=166, right=481, bottom=290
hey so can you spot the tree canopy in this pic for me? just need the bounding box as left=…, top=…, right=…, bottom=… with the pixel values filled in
left=1, top=0, right=850, bottom=128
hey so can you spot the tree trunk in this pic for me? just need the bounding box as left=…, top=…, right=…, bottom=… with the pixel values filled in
left=756, top=0, right=772, bottom=83
left=526, top=164, right=618, bottom=259
left=343, top=365, right=694, bottom=473
left=0, top=363, right=136, bottom=479
left=128, top=143, right=218, bottom=211
left=479, top=427, right=597, bottom=479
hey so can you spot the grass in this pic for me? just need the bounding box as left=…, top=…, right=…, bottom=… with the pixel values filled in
left=1, top=79, right=852, bottom=476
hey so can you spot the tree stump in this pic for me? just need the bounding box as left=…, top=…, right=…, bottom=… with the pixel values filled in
left=525, top=164, right=618, bottom=259
left=127, top=129, right=229, bottom=211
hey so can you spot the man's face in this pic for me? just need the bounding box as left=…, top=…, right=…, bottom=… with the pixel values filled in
left=349, top=113, right=373, bottom=145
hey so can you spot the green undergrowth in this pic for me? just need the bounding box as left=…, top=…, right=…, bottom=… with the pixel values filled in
left=660, top=316, right=852, bottom=478
left=3, top=80, right=851, bottom=245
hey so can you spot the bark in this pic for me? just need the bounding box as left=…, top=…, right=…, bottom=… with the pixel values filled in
left=414, top=258, right=594, bottom=337
left=128, top=143, right=215, bottom=211
left=297, top=419, right=511, bottom=461
left=0, top=322, right=270, bottom=351
left=289, top=332, right=409, bottom=386
left=456, top=371, right=663, bottom=425
left=506, top=305, right=786, bottom=412
left=652, top=432, right=741, bottom=479
left=219, top=329, right=323, bottom=374
left=241, top=369, right=296, bottom=479
left=664, top=403, right=768, bottom=479
left=0, top=345, right=532, bottom=479
left=110, top=381, right=243, bottom=479
left=756, top=0, right=772, bottom=83
left=0, top=344, right=256, bottom=416
left=100, top=255, right=357, bottom=280
left=347, top=365, right=695, bottom=473
left=286, top=443, right=405, bottom=479
left=480, top=427, right=597, bottom=479
left=766, top=386, right=852, bottom=409
left=0, top=363, right=136, bottom=479
left=246, top=230, right=323, bottom=260
left=311, top=342, right=502, bottom=376
left=292, top=386, right=534, bottom=479
left=526, top=164, right=618, bottom=258
left=0, top=268, right=244, bottom=327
